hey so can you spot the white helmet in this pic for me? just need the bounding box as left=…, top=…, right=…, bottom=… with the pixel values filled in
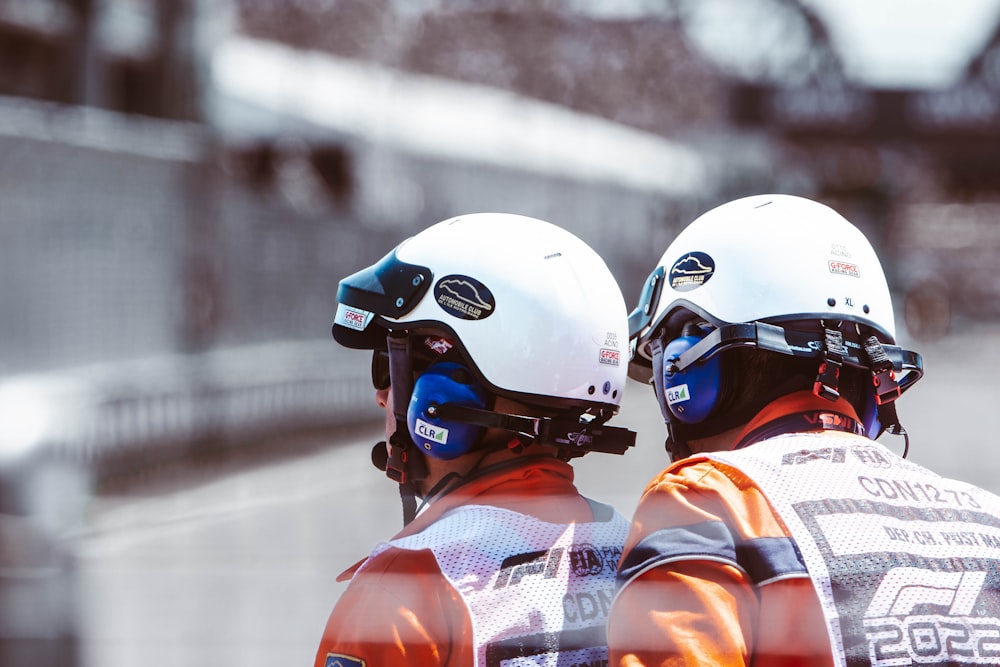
left=628, top=195, right=922, bottom=454
left=334, top=213, right=634, bottom=479
left=336, top=212, right=629, bottom=409
left=633, top=194, right=896, bottom=366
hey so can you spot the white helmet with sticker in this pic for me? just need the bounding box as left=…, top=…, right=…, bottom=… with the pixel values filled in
left=628, top=194, right=923, bottom=461
left=334, top=212, right=629, bottom=413
left=631, top=193, right=897, bottom=372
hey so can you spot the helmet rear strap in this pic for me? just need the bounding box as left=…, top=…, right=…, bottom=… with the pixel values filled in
left=813, top=324, right=846, bottom=401
left=385, top=333, right=427, bottom=526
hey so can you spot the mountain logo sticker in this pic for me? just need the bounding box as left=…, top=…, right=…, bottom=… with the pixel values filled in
left=434, top=275, right=496, bottom=321
left=669, top=252, right=715, bottom=291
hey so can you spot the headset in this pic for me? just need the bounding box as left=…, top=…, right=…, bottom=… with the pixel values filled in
left=407, top=361, right=488, bottom=460
left=658, top=320, right=724, bottom=425
left=377, top=336, right=636, bottom=481
left=651, top=321, right=922, bottom=443
left=661, top=331, right=886, bottom=434
left=405, top=359, right=637, bottom=460
left=660, top=333, right=723, bottom=425
left=373, top=337, right=635, bottom=526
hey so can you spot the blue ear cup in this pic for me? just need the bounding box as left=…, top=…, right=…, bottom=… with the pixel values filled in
left=662, top=335, right=723, bottom=424
left=407, top=361, right=488, bottom=460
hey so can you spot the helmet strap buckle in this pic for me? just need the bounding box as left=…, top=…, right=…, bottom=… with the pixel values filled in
left=863, top=335, right=902, bottom=404
left=813, top=324, right=845, bottom=402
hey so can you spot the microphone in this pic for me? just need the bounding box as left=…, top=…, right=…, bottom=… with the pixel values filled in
left=371, top=441, right=389, bottom=471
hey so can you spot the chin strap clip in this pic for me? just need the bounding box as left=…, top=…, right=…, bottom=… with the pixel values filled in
left=813, top=324, right=845, bottom=402
left=864, top=335, right=902, bottom=405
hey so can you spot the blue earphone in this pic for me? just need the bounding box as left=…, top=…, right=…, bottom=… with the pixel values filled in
left=407, top=361, right=488, bottom=459
left=661, top=334, right=723, bottom=424
left=663, top=330, right=884, bottom=439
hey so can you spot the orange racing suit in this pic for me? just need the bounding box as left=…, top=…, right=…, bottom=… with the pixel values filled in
left=609, top=391, right=1000, bottom=667
left=314, top=456, right=627, bottom=667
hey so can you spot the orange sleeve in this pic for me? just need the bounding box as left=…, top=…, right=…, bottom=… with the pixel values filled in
left=313, top=547, right=473, bottom=667
left=608, top=460, right=835, bottom=667
left=609, top=559, right=755, bottom=667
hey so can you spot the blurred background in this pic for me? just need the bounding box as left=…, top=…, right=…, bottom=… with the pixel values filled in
left=1, top=0, right=999, bottom=665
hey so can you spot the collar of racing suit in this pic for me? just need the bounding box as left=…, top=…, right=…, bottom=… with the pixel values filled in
left=336, top=456, right=587, bottom=581
left=732, top=390, right=865, bottom=451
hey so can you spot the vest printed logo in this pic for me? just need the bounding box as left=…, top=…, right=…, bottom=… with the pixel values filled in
left=707, top=439, right=1000, bottom=667
left=864, top=567, right=996, bottom=666
left=781, top=447, right=846, bottom=464
left=494, top=548, right=563, bottom=589
left=851, top=445, right=893, bottom=468
left=324, top=653, right=365, bottom=667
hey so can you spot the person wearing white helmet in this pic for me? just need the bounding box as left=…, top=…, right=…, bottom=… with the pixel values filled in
left=315, top=212, right=636, bottom=667
left=608, top=194, right=1000, bottom=666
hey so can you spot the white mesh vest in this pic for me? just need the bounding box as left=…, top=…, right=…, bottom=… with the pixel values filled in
left=707, top=433, right=1000, bottom=667
left=363, top=502, right=627, bottom=667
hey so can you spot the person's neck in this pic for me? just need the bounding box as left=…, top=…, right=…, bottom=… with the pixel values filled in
left=418, top=443, right=560, bottom=499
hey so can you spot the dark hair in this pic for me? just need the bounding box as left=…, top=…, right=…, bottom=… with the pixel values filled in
left=717, top=346, right=869, bottom=423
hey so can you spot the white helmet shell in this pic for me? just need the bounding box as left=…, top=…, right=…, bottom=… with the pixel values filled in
left=334, top=213, right=629, bottom=411
left=633, top=194, right=896, bottom=366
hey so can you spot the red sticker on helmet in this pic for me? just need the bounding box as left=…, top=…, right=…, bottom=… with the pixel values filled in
left=828, top=260, right=861, bottom=277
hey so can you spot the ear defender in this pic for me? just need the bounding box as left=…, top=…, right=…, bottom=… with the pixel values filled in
left=661, top=335, right=723, bottom=424
left=407, top=361, right=488, bottom=460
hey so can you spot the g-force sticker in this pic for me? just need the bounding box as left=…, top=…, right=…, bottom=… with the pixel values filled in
left=829, top=260, right=861, bottom=277
left=334, top=303, right=373, bottom=331
left=599, top=348, right=620, bottom=366
left=669, top=252, right=715, bottom=291
left=434, top=275, right=495, bottom=321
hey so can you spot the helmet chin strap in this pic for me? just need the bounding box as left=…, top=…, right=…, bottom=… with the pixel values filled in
left=647, top=337, right=686, bottom=460
left=378, top=333, right=429, bottom=527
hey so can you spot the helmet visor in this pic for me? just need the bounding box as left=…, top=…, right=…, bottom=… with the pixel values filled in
left=332, top=249, right=433, bottom=349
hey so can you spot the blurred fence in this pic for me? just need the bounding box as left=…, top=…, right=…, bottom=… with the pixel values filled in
left=0, top=95, right=389, bottom=479
left=0, top=97, right=200, bottom=375
left=0, top=341, right=378, bottom=481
